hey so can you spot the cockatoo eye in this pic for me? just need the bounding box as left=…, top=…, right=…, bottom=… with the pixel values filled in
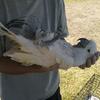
left=87, top=49, right=90, bottom=53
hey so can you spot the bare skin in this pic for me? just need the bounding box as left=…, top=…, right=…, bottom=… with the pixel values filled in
left=0, top=57, right=59, bottom=74
left=0, top=51, right=99, bottom=75
left=79, top=51, right=100, bottom=69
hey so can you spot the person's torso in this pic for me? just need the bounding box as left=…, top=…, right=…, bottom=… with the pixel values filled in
left=0, top=0, right=68, bottom=100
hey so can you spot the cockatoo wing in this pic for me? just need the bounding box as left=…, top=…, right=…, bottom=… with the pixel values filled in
left=4, top=46, right=56, bottom=67
left=0, top=22, right=57, bottom=67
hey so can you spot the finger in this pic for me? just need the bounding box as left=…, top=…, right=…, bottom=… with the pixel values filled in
left=86, top=59, right=91, bottom=68
left=88, top=51, right=100, bottom=65
left=79, top=64, right=86, bottom=69
left=49, top=63, right=59, bottom=70
left=97, top=51, right=100, bottom=56
left=44, top=63, right=59, bottom=72
left=30, top=64, right=59, bottom=72
left=79, top=51, right=100, bottom=69
left=95, top=51, right=100, bottom=61
left=91, top=55, right=96, bottom=65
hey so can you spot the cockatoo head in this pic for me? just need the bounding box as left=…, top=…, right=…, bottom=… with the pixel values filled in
left=85, top=40, right=97, bottom=55
left=76, top=38, right=97, bottom=56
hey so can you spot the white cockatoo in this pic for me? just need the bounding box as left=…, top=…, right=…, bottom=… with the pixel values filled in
left=0, top=20, right=97, bottom=69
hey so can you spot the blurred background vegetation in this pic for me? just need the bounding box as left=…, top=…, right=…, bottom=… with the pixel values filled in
left=65, top=0, right=86, bottom=3
left=60, top=0, right=100, bottom=100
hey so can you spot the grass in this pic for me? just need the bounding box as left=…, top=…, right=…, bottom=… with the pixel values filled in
left=60, top=0, right=100, bottom=100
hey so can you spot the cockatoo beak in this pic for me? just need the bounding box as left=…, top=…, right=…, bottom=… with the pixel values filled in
left=75, top=38, right=90, bottom=48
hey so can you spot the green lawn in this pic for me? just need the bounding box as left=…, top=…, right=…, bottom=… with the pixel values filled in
left=60, top=0, right=100, bottom=100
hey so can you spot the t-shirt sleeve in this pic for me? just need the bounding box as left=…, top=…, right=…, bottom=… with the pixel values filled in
left=57, top=0, right=69, bottom=37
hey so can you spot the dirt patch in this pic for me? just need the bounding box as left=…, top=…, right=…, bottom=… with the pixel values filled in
left=65, top=0, right=100, bottom=49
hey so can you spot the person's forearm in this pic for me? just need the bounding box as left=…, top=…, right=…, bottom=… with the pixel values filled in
left=0, top=57, right=59, bottom=75
left=0, top=57, right=39, bottom=74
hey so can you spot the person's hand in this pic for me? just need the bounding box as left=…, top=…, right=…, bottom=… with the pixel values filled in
left=79, top=51, right=100, bottom=69
left=28, top=63, right=59, bottom=73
